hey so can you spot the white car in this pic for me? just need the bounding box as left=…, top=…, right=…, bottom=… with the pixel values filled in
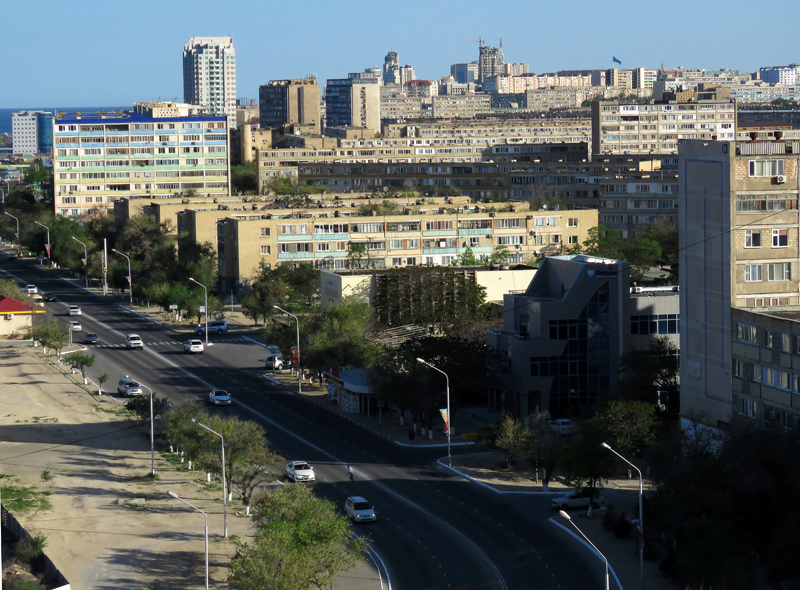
left=345, top=496, right=376, bottom=523
left=209, top=390, right=232, bottom=405
left=265, top=353, right=285, bottom=370
left=68, top=320, right=82, bottom=332
left=125, top=334, right=144, bottom=349
left=285, top=461, right=315, bottom=482
left=551, top=490, right=606, bottom=511
left=549, top=419, right=576, bottom=435
left=184, top=339, right=204, bottom=354
left=67, top=305, right=82, bottom=316
left=26, top=285, right=38, bottom=294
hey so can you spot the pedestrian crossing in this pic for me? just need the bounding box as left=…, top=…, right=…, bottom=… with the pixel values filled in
left=94, top=337, right=248, bottom=348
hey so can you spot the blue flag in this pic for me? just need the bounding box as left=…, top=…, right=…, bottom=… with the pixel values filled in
left=612, top=56, right=622, bottom=65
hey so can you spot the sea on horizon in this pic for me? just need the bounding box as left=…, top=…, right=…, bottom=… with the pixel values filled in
left=0, top=106, right=132, bottom=136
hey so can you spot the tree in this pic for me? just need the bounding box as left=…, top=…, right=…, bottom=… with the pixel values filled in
left=560, top=419, right=616, bottom=509
left=30, top=319, right=70, bottom=357
left=596, top=400, right=658, bottom=458
left=525, top=408, right=564, bottom=486
left=124, top=393, right=172, bottom=424
left=493, top=414, right=534, bottom=468
left=231, top=163, right=258, bottom=195
left=618, top=336, right=679, bottom=413
left=62, top=352, right=95, bottom=380
left=230, top=485, right=367, bottom=590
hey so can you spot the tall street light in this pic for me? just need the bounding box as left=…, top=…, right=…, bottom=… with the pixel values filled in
left=168, top=491, right=208, bottom=590
left=33, top=220, right=50, bottom=264
left=192, top=418, right=227, bottom=539
left=189, top=277, right=209, bottom=347
left=111, top=248, right=133, bottom=307
left=136, top=381, right=156, bottom=476
left=416, top=357, right=451, bottom=466
left=71, top=237, right=88, bottom=287
left=4, top=212, right=19, bottom=255
left=602, top=441, right=644, bottom=589
left=559, top=510, right=609, bottom=590
left=273, top=305, right=301, bottom=394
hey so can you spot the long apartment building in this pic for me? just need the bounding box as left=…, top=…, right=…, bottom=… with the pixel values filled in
left=53, top=111, right=230, bottom=217
left=216, top=205, right=597, bottom=293
left=592, top=97, right=736, bottom=155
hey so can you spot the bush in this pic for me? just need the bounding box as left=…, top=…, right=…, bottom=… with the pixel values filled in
left=13, top=534, right=47, bottom=572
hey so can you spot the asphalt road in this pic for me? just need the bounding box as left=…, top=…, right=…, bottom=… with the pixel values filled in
left=3, top=256, right=601, bottom=590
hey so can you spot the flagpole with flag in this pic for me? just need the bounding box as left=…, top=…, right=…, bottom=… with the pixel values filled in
left=613, top=56, right=622, bottom=67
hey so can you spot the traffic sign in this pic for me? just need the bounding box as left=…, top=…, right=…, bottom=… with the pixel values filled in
left=462, top=432, right=483, bottom=441
left=169, top=304, right=178, bottom=310
left=199, top=306, right=206, bottom=313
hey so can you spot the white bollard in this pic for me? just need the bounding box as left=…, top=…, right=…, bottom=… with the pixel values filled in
left=245, top=505, right=250, bottom=516
left=180, top=452, right=184, bottom=463
left=170, top=445, right=174, bottom=453
left=207, top=473, right=211, bottom=482
left=188, top=460, right=192, bottom=470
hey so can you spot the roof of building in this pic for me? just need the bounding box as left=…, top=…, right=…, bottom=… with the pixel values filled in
left=0, top=295, right=44, bottom=315
left=54, top=111, right=226, bottom=124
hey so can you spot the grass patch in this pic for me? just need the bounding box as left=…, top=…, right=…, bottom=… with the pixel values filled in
left=92, top=403, right=128, bottom=416
left=30, top=416, right=59, bottom=424
left=0, top=475, right=52, bottom=515
left=128, top=472, right=160, bottom=483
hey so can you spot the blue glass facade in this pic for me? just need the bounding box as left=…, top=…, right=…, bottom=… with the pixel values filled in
left=36, top=112, right=53, bottom=154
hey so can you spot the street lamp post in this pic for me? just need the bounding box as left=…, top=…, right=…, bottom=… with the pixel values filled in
left=192, top=419, right=227, bottom=539
left=71, top=237, right=88, bottom=287
left=137, top=381, right=155, bottom=476
left=189, top=277, right=208, bottom=347
left=416, top=357, right=451, bottom=467
left=602, top=442, right=644, bottom=589
left=33, top=220, right=50, bottom=265
left=168, top=491, right=209, bottom=590
left=4, top=212, right=20, bottom=255
left=273, top=305, right=301, bottom=394
left=111, top=248, right=133, bottom=307
left=559, top=510, right=609, bottom=590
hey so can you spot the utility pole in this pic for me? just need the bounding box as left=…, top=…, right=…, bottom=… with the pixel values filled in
left=103, top=239, right=108, bottom=296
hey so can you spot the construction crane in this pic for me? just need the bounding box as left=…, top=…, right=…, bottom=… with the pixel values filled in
left=467, top=38, right=484, bottom=47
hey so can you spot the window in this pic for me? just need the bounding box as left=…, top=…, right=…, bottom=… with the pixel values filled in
left=765, top=332, right=774, bottom=348
left=546, top=217, right=557, bottom=227
left=260, top=228, right=270, bottom=237
left=748, top=159, right=784, bottom=177
left=497, top=235, right=523, bottom=245
left=752, top=364, right=761, bottom=382
left=568, top=218, right=579, bottom=227
left=317, top=243, right=330, bottom=251
left=260, top=245, right=270, bottom=255
left=733, top=359, right=743, bottom=378
left=745, top=230, right=761, bottom=248
left=738, top=397, right=756, bottom=418
left=568, top=235, right=578, bottom=244
left=772, top=229, right=788, bottom=248
left=533, top=218, right=544, bottom=227
left=768, top=262, right=791, bottom=281
left=736, top=324, right=759, bottom=344
left=499, top=218, right=521, bottom=228
left=782, top=333, right=791, bottom=352
left=745, top=264, right=763, bottom=282
left=763, top=367, right=791, bottom=390
left=550, top=234, right=561, bottom=244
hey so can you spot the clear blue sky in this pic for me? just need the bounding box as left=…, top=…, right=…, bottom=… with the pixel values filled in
left=2, top=0, right=798, bottom=108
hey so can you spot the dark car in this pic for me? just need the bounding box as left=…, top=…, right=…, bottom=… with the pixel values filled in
left=42, top=292, right=57, bottom=301
left=84, top=333, right=100, bottom=345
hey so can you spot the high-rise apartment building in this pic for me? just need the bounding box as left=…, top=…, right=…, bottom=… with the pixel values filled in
left=383, top=51, right=399, bottom=85
left=258, top=78, right=320, bottom=134
left=11, top=111, right=53, bottom=156
left=325, top=76, right=380, bottom=134
left=759, top=65, right=799, bottom=85
left=52, top=110, right=230, bottom=218
left=183, top=36, right=237, bottom=123
left=478, top=45, right=504, bottom=84
left=679, top=138, right=800, bottom=428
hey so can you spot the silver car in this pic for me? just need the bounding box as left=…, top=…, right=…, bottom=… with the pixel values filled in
left=117, top=378, right=143, bottom=397
left=209, top=390, right=232, bottom=405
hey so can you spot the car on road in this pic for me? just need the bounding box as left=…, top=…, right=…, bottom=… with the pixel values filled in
left=265, top=353, right=285, bottom=370
left=548, top=419, right=576, bottom=435
left=84, top=333, right=100, bottom=345
left=184, top=339, right=204, bottom=354
left=117, top=377, right=143, bottom=397
left=125, top=334, right=144, bottom=349
left=195, top=320, right=228, bottom=335
left=285, top=461, right=315, bottom=482
left=551, top=490, right=606, bottom=511
left=31, top=294, right=43, bottom=304
left=42, top=292, right=56, bottom=301
left=26, top=285, right=38, bottom=295
left=67, top=305, right=82, bottom=316
left=208, top=389, right=232, bottom=405
left=68, top=320, right=82, bottom=332
left=8, top=253, right=17, bottom=260
left=345, top=496, right=376, bottom=523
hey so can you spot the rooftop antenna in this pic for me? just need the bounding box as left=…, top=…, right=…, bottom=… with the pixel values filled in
left=500, top=37, right=503, bottom=49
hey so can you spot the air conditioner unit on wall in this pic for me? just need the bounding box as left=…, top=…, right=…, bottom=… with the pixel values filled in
left=5, top=314, right=13, bottom=320
left=776, top=175, right=787, bottom=184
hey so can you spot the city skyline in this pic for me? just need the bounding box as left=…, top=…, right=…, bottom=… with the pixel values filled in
left=3, top=0, right=800, bottom=108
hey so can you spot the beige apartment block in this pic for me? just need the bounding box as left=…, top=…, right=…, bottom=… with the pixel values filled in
left=592, top=98, right=736, bottom=155
left=680, top=139, right=800, bottom=429
left=217, top=206, right=597, bottom=293
left=113, top=195, right=255, bottom=235
left=525, top=88, right=585, bottom=111
left=430, top=95, right=492, bottom=119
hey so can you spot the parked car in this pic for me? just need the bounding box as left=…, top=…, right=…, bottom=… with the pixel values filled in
left=195, top=320, right=228, bottom=336
left=208, top=389, right=232, bottom=405
left=68, top=320, right=82, bottom=332
left=117, top=377, right=143, bottom=397
left=345, top=496, right=376, bottom=523
left=84, top=333, right=100, bottom=345
left=285, top=461, right=315, bottom=482
left=42, top=292, right=57, bottom=301
left=551, top=490, right=606, bottom=511
left=67, top=305, right=82, bottom=316
left=265, top=353, right=285, bottom=370
left=183, top=339, right=204, bottom=354
left=125, top=334, right=144, bottom=349
left=26, top=285, right=38, bottom=294
left=548, top=419, right=576, bottom=435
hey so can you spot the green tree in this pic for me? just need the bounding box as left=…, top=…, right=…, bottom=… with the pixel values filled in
left=62, top=352, right=95, bottom=379
left=231, top=163, right=258, bottom=195
left=230, top=485, right=367, bottom=590
left=618, top=336, right=680, bottom=413
left=560, top=419, right=616, bottom=508
left=30, top=319, right=70, bottom=357
left=492, top=414, right=534, bottom=468
left=596, top=400, right=658, bottom=458
left=455, top=246, right=482, bottom=266
left=124, top=393, right=172, bottom=424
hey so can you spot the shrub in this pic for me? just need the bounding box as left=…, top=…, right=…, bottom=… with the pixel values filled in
left=13, top=534, right=47, bottom=572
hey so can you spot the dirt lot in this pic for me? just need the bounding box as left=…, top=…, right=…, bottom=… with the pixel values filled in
left=0, top=346, right=256, bottom=589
